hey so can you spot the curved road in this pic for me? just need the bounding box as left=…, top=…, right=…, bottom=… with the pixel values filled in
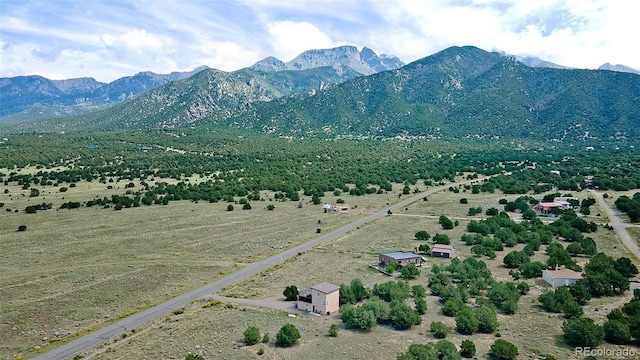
left=33, top=178, right=481, bottom=360
left=589, top=190, right=640, bottom=259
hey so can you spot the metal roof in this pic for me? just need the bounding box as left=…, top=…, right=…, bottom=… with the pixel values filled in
left=380, top=251, right=422, bottom=260
left=311, top=282, right=340, bottom=294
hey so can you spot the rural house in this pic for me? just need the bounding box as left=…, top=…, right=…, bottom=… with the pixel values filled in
left=430, top=244, right=456, bottom=258
left=542, top=267, right=583, bottom=288
left=379, top=251, right=426, bottom=267
left=532, top=201, right=569, bottom=216
left=296, top=282, right=340, bottom=315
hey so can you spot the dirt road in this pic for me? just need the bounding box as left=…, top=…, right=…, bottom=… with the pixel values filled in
left=32, top=178, right=481, bottom=360
left=589, top=189, right=640, bottom=259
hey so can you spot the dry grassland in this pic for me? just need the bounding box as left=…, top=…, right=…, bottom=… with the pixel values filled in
left=72, top=188, right=640, bottom=360
left=0, top=175, right=406, bottom=359
left=0, top=174, right=638, bottom=360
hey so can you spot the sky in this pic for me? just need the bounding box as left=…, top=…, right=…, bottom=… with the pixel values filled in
left=1, top=0, right=638, bottom=83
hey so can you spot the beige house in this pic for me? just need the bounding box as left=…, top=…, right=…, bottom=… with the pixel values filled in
left=297, top=282, right=340, bottom=315
left=542, top=268, right=582, bottom=288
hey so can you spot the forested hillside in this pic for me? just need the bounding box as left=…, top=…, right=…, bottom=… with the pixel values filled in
left=218, top=46, right=640, bottom=141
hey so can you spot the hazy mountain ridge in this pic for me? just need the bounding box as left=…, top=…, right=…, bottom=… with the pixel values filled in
left=598, top=63, right=640, bottom=75
left=0, top=68, right=207, bottom=123
left=1, top=46, right=403, bottom=125
left=9, top=65, right=364, bottom=132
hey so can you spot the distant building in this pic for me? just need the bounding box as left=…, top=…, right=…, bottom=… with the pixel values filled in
left=430, top=244, right=456, bottom=259
left=296, top=282, right=340, bottom=315
left=322, top=203, right=350, bottom=212
left=379, top=251, right=426, bottom=267
left=542, top=267, right=582, bottom=288
left=532, top=202, right=569, bottom=215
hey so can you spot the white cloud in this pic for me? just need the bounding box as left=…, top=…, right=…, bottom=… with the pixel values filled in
left=101, top=28, right=171, bottom=53
left=266, top=21, right=336, bottom=61
left=191, top=40, right=261, bottom=72
left=1, top=0, right=639, bottom=81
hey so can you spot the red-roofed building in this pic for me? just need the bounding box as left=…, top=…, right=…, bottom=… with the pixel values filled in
left=532, top=202, right=569, bottom=215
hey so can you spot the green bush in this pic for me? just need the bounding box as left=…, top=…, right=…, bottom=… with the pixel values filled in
left=430, top=321, right=450, bottom=338
left=460, top=339, right=476, bottom=358
left=490, top=339, right=519, bottom=360
left=185, top=354, right=204, bottom=360
left=244, top=326, right=260, bottom=345
left=283, top=285, right=299, bottom=301
left=328, top=324, right=338, bottom=337
left=276, top=323, right=301, bottom=347
left=562, top=317, right=604, bottom=347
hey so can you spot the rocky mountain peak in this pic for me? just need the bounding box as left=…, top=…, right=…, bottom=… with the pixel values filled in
left=249, top=45, right=404, bottom=75
left=598, top=63, right=640, bottom=75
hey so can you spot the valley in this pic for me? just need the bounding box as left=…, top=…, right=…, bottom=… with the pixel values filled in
left=1, top=128, right=640, bottom=359
left=1, top=43, right=640, bottom=360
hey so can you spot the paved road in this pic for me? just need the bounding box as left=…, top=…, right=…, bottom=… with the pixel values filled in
left=589, top=190, right=640, bottom=259
left=33, top=179, right=480, bottom=360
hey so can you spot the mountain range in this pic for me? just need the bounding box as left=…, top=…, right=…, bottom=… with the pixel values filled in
left=0, top=68, right=209, bottom=123
left=3, top=45, right=640, bottom=142
left=217, top=46, right=640, bottom=141
left=250, top=45, right=404, bottom=74
left=0, top=46, right=403, bottom=125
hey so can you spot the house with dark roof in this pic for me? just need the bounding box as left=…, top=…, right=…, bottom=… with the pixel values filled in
left=296, top=282, right=340, bottom=315
left=379, top=251, right=426, bottom=267
left=430, top=244, right=456, bottom=258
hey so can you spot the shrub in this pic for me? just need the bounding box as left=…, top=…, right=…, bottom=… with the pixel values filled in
left=430, top=321, right=450, bottom=338
left=562, top=317, right=604, bottom=347
left=460, top=339, right=476, bottom=358
left=276, top=323, right=301, bottom=347
left=415, top=230, right=431, bottom=240
left=18, top=225, right=27, bottom=232
left=460, top=198, right=468, bottom=204
left=401, top=263, right=421, bottom=279
left=242, top=203, right=252, bottom=210
left=385, top=261, right=397, bottom=274
left=244, top=326, right=260, bottom=345
left=603, top=320, right=631, bottom=344
left=283, top=285, right=299, bottom=301
left=490, top=339, right=519, bottom=360
left=433, top=233, right=451, bottom=245
left=414, top=297, right=427, bottom=315
left=262, top=333, right=269, bottom=343
left=455, top=306, right=479, bottom=334
left=328, top=324, right=338, bottom=337
left=227, top=204, right=234, bottom=211
left=412, top=284, right=426, bottom=298
left=340, top=304, right=377, bottom=330
left=390, top=302, right=421, bottom=329
left=266, top=204, right=275, bottom=210
left=185, top=354, right=204, bottom=360
left=173, top=308, right=184, bottom=315
left=474, top=306, right=499, bottom=333
left=257, top=347, right=264, bottom=355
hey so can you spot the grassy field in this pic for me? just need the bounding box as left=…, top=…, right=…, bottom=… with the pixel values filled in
left=62, top=187, right=640, bottom=360
left=2, top=173, right=639, bottom=360
left=0, top=173, right=408, bottom=360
